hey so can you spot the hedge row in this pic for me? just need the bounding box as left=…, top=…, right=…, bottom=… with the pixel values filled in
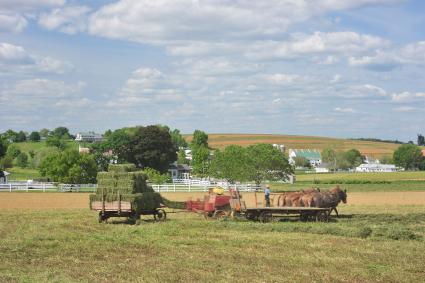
left=313, top=180, right=392, bottom=184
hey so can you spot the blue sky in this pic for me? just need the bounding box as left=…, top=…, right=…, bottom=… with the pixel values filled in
left=0, top=0, right=424, bottom=141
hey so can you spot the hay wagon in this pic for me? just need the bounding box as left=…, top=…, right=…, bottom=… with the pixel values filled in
left=91, top=193, right=166, bottom=225
left=229, top=189, right=332, bottom=222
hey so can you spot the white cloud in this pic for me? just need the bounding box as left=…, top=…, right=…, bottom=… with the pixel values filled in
left=267, top=74, right=300, bottom=84
left=0, top=0, right=65, bottom=33
left=334, top=107, right=355, bottom=113
left=393, top=106, right=416, bottom=112
left=5, top=79, right=85, bottom=98
left=349, top=41, right=425, bottom=71
left=0, top=42, right=73, bottom=74
left=38, top=6, right=91, bottom=34
left=88, top=0, right=398, bottom=44
left=391, top=91, right=425, bottom=103
left=0, top=13, right=27, bottom=33
left=330, top=74, right=341, bottom=83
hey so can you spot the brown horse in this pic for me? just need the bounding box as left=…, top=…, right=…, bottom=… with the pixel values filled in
left=277, top=188, right=321, bottom=207
left=300, top=186, right=347, bottom=216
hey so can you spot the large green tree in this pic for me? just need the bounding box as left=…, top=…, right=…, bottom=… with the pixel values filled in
left=126, top=125, right=177, bottom=173
left=246, top=143, right=293, bottom=186
left=29, top=131, right=41, bottom=142
left=170, top=129, right=188, bottom=149
left=52, top=127, right=70, bottom=139
left=191, top=130, right=208, bottom=148
left=0, top=138, right=7, bottom=158
left=393, top=144, right=423, bottom=170
left=321, top=147, right=337, bottom=170
left=15, top=131, right=27, bottom=142
left=209, top=145, right=251, bottom=183
left=39, top=149, right=97, bottom=183
left=343, top=149, right=363, bottom=168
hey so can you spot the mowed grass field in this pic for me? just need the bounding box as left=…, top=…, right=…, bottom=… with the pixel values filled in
left=185, top=134, right=403, bottom=157
left=1, top=192, right=425, bottom=282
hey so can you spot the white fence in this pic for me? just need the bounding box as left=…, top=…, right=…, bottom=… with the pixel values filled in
left=0, top=181, right=57, bottom=192
left=0, top=182, right=97, bottom=192
left=151, top=183, right=261, bottom=193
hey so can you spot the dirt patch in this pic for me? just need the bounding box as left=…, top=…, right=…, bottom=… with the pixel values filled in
left=1, top=191, right=424, bottom=210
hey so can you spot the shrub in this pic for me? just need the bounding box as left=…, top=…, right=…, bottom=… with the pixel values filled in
left=16, top=152, right=28, bottom=168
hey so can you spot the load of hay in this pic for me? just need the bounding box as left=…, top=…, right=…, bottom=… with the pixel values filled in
left=90, top=164, right=185, bottom=212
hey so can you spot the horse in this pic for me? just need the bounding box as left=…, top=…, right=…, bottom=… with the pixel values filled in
left=300, top=186, right=347, bottom=216
left=277, top=188, right=320, bottom=207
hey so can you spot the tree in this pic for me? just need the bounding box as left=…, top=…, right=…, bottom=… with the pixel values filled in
left=143, top=167, right=170, bottom=184
left=52, top=127, right=70, bottom=139
left=393, top=144, right=423, bottom=170
left=0, top=138, right=7, bottom=158
left=29, top=131, right=41, bottom=142
left=418, top=134, right=425, bottom=146
left=3, top=129, right=17, bottom=142
left=170, top=129, right=188, bottom=149
left=15, top=131, right=27, bottom=142
left=191, top=145, right=210, bottom=176
left=321, top=147, right=337, bottom=170
left=89, top=142, right=113, bottom=171
left=104, top=128, right=132, bottom=162
left=343, top=149, right=363, bottom=168
left=177, top=149, right=189, bottom=165
left=46, top=135, right=67, bottom=150
left=16, top=152, right=28, bottom=168
left=293, top=156, right=311, bottom=168
left=209, top=145, right=251, bottom=183
left=246, top=143, right=293, bottom=186
left=39, top=128, right=50, bottom=138
left=191, top=130, right=208, bottom=148
left=39, top=149, right=97, bottom=183
left=6, top=144, right=21, bottom=158
left=126, top=125, right=177, bottom=173
left=0, top=156, right=13, bottom=169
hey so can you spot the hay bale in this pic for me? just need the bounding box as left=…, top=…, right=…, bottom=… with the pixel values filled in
left=108, top=164, right=137, bottom=173
left=89, top=192, right=163, bottom=212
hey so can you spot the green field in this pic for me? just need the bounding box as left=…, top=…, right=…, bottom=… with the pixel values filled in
left=13, top=140, right=78, bottom=154
left=0, top=205, right=424, bottom=282
left=7, top=167, right=41, bottom=181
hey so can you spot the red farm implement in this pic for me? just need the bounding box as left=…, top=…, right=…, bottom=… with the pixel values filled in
left=186, top=194, right=232, bottom=219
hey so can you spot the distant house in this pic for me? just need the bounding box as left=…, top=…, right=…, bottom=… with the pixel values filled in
left=0, top=170, right=10, bottom=183
left=422, top=149, right=425, bottom=157
left=75, top=132, right=103, bottom=142
left=184, top=149, right=192, bottom=161
left=315, top=163, right=331, bottom=173
left=355, top=163, right=397, bottom=173
left=289, top=149, right=322, bottom=167
left=168, top=163, right=191, bottom=180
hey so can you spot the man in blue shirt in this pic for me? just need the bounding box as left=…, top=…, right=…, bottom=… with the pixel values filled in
left=264, top=185, right=271, bottom=207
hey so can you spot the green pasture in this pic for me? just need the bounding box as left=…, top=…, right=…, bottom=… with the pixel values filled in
left=7, top=167, right=40, bottom=181
left=0, top=205, right=424, bottom=282
left=14, top=141, right=78, bottom=154
left=296, top=171, right=425, bottom=182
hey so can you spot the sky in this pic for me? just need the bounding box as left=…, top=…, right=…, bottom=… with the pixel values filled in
left=0, top=0, right=424, bottom=141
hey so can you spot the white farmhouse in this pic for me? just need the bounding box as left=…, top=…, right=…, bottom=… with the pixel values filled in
left=289, top=149, right=322, bottom=167
left=75, top=132, right=103, bottom=142
left=355, top=163, right=397, bottom=172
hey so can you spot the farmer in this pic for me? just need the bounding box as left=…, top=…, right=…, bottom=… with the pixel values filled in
left=264, top=185, right=271, bottom=207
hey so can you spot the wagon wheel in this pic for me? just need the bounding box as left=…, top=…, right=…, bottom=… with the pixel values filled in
left=129, top=214, right=141, bottom=225
left=203, top=211, right=214, bottom=220
left=213, top=210, right=228, bottom=220
left=245, top=211, right=257, bottom=221
left=154, top=209, right=167, bottom=221
left=98, top=212, right=104, bottom=223
left=260, top=211, right=272, bottom=223
left=300, top=212, right=309, bottom=222
left=316, top=211, right=328, bottom=222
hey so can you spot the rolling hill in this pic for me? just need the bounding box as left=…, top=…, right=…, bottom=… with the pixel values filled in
left=185, top=134, right=403, bottom=158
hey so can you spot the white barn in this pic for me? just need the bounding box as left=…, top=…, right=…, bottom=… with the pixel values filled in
left=355, top=163, right=396, bottom=173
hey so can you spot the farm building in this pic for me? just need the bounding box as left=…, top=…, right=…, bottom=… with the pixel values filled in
left=272, top=144, right=285, bottom=153
left=355, top=163, right=397, bottom=172
left=168, top=163, right=191, bottom=180
left=289, top=149, right=322, bottom=167
left=75, top=132, right=103, bottom=142
left=315, top=163, right=331, bottom=173
left=0, top=170, right=10, bottom=183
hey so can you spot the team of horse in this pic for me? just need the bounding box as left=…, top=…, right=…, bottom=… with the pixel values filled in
left=276, top=186, right=347, bottom=216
